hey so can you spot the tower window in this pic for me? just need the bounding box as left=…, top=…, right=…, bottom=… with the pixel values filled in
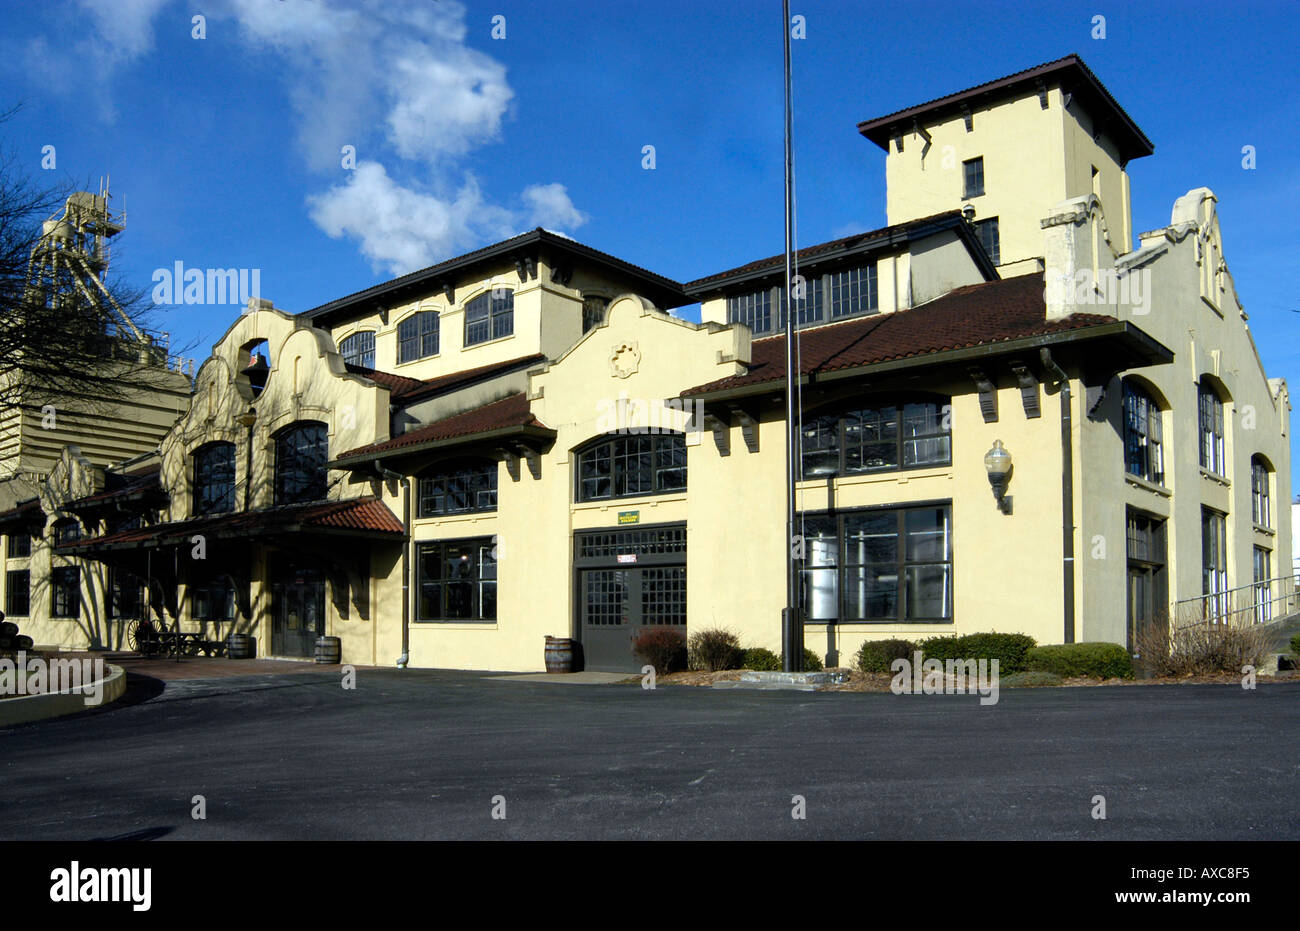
left=973, top=217, right=1000, bottom=264
left=963, top=157, right=985, bottom=198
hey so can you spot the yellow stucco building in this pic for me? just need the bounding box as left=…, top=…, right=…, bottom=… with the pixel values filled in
left=2, top=55, right=1292, bottom=671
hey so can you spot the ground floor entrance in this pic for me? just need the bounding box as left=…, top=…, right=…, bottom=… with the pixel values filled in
left=271, top=558, right=326, bottom=658
left=1126, top=510, right=1167, bottom=652
left=575, top=523, right=686, bottom=672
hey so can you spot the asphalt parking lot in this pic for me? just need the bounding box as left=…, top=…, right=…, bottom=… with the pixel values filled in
left=2, top=668, right=1297, bottom=840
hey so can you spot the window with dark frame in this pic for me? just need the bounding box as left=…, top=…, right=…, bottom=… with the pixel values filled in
left=582, top=295, right=610, bottom=333
left=397, top=312, right=440, bottom=363
left=274, top=421, right=329, bottom=506
left=973, top=217, right=1000, bottom=264
left=52, top=566, right=80, bottom=617
left=1198, top=381, right=1225, bottom=474
left=416, top=538, right=497, bottom=622
left=799, top=504, right=953, bottom=623
left=829, top=265, right=878, bottom=317
left=963, top=157, right=985, bottom=198
left=1201, top=507, right=1228, bottom=621
left=7, top=532, right=30, bottom=558
left=339, top=331, right=376, bottom=368
left=464, top=290, right=514, bottom=346
left=193, top=441, right=237, bottom=516
left=1250, top=457, right=1270, bottom=526
left=417, top=460, right=498, bottom=518
left=108, top=567, right=145, bottom=620
left=1123, top=381, right=1164, bottom=485
left=53, top=519, right=81, bottom=545
left=191, top=575, right=237, bottom=622
left=5, top=569, right=29, bottom=616
left=801, top=399, right=950, bottom=478
left=727, top=289, right=772, bottom=334
left=577, top=433, right=687, bottom=502
left=1253, top=546, right=1272, bottom=623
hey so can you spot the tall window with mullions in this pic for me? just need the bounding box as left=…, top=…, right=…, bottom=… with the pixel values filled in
left=727, top=289, right=772, bottom=334
left=339, top=331, right=375, bottom=368
left=1123, top=381, right=1164, bottom=484
left=416, top=538, right=497, bottom=622
left=829, top=265, right=877, bottom=317
left=397, top=312, right=439, bottom=363
left=464, top=290, right=513, bottom=346
left=417, top=460, right=498, bottom=517
left=274, top=421, right=328, bottom=505
left=799, top=505, right=953, bottom=623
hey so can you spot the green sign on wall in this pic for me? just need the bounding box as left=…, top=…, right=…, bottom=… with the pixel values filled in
left=617, top=510, right=640, bottom=525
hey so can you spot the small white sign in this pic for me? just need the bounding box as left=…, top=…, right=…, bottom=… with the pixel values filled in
left=616, top=554, right=637, bottom=564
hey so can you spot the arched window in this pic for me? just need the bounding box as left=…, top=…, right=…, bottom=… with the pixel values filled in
left=193, top=441, right=237, bottom=515
left=582, top=295, right=610, bottom=334
left=1251, top=456, right=1271, bottom=527
left=1198, top=380, right=1226, bottom=475
left=340, top=331, right=375, bottom=368
left=464, top=290, right=513, bottom=346
left=801, top=397, right=950, bottom=478
left=1122, top=380, right=1164, bottom=485
left=577, top=433, right=687, bottom=502
left=53, top=518, right=81, bottom=545
left=417, top=459, right=498, bottom=517
left=397, top=312, right=439, bottom=363
left=274, top=421, right=328, bottom=505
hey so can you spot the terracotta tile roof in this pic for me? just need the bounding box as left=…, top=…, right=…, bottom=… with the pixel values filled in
left=59, top=496, right=403, bottom=552
left=344, top=364, right=428, bottom=400
left=0, top=498, right=43, bottom=528
left=682, top=275, right=1117, bottom=397
left=684, top=212, right=967, bottom=291
left=334, top=392, right=552, bottom=463
left=856, top=54, right=1153, bottom=162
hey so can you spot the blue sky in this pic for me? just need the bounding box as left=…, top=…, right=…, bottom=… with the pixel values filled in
left=1, top=0, right=1297, bottom=481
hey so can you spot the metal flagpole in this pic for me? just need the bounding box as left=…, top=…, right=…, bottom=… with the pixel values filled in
left=781, top=0, right=803, bottom=671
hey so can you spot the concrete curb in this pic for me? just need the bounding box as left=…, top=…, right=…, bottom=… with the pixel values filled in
left=0, top=664, right=127, bottom=727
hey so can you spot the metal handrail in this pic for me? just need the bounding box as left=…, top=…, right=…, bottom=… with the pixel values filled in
left=1172, top=573, right=1299, bottom=629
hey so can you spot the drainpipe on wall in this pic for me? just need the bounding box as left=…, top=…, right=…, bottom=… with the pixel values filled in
left=1040, top=348, right=1076, bottom=643
left=373, top=460, right=410, bottom=667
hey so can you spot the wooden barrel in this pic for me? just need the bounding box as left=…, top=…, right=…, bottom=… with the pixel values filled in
left=314, top=636, right=342, bottom=665
left=0, top=621, right=17, bottom=638
left=544, top=636, right=575, bottom=674
left=226, top=633, right=255, bottom=659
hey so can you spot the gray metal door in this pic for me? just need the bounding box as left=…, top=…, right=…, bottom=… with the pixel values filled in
left=575, top=525, right=686, bottom=672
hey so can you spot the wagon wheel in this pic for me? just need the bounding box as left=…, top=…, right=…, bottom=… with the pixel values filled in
left=129, top=618, right=164, bottom=656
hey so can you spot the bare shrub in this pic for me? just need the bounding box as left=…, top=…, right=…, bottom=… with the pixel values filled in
left=1136, top=617, right=1271, bottom=677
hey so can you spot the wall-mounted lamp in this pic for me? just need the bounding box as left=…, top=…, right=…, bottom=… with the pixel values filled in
left=984, top=439, right=1013, bottom=514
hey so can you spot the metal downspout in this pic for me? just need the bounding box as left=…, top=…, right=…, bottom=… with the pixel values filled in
left=1040, top=348, right=1076, bottom=643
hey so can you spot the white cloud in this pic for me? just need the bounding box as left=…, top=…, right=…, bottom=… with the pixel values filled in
left=28, top=0, right=589, bottom=278
left=310, top=163, right=587, bottom=278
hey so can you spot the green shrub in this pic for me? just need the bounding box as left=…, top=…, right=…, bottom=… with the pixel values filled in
left=741, top=647, right=781, bottom=671
left=800, top=648, right=824, bottom=672
left=855, top=638, right=918, bottom=673
left=1028, top=642, right=1133, bottom=679
left=631, top=627, right=687, bottom=674
left=1290, top=634, right=1300, bottom=657
left=1000, top=670, right=1064, bottom=688
left=687, top=628, right=742, bottom=671
left=919, top=632, right=1037, bottom=674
